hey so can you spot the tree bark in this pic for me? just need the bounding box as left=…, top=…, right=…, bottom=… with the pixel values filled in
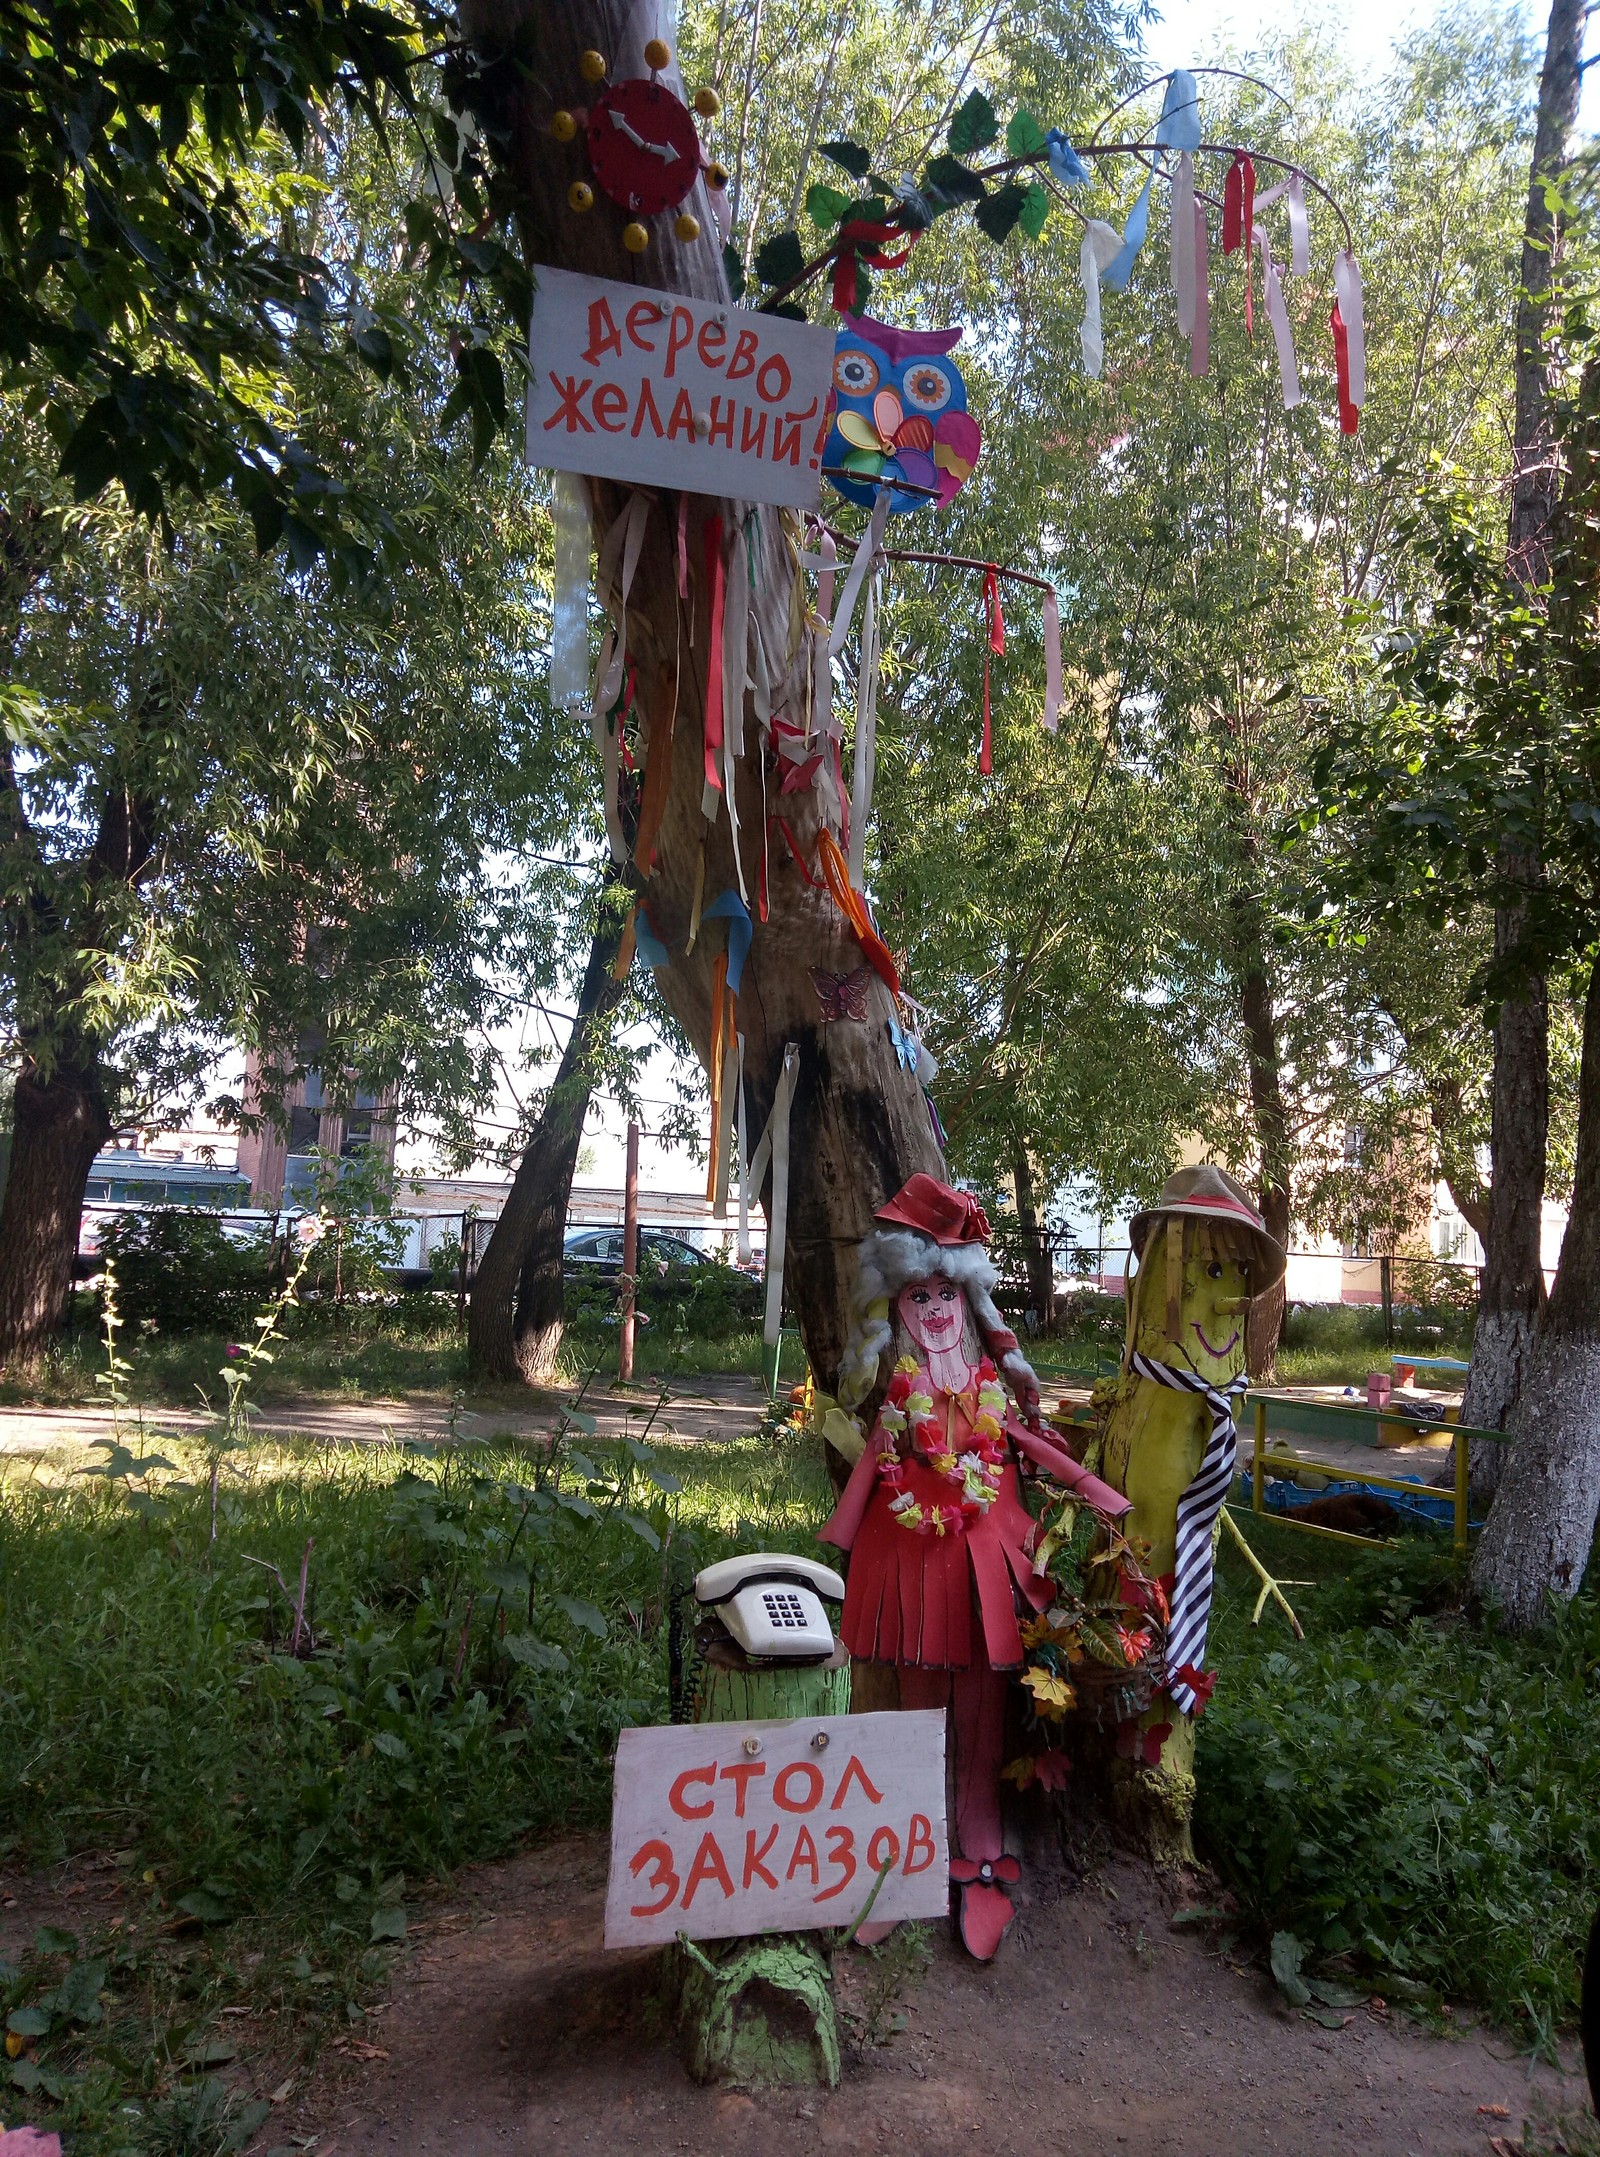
left=1232, top=887, right=1291, bottom=1380
left=0, top=1051, right=113, bottom=1371
left=1463, top=0, right=1583, bottom=1457
left=1470, top=945, right=1600, bottom=1626
left=456, top=0, right=941, bottom=1392
left=1012, top=1143, right=1054, bottom=1329
left=468, top=897, right=628, bottom=1384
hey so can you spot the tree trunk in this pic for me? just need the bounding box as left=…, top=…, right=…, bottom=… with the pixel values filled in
left=1470, top=946, right=1600, bottom=1627
left=469, top=897, right=628, bottom=1384
left=0, top=1053, right=113, bottom=1371
left=456, top=0, right=941, bottom=1392
left=1464, top=0, right=1583, bottom=1461
left=1012, top=1144, right=1055, bottom=1329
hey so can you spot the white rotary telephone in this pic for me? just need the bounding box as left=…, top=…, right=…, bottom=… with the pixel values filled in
left=693, top=1553, right=846, bottom=1663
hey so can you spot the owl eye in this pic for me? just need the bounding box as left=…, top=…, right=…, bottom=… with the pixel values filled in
left=833, top=348, right=880, bottom=396
left=902, top=361, right=954, bottom=413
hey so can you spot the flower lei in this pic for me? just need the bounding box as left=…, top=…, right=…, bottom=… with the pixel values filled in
left=873, top=1353, right=1008, bottom=1537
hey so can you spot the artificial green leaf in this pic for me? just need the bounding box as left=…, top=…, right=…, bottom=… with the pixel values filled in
left=1006, top=109, right=1049, bottom=157
left=974, top=183, right=1028, bottom=244
left=820, top=140, right=873, bottom=178
left=753, top=230, right=805, bottom=287
left=1018, top=181, right=1051, bottom=241
left=948, top=90, right=999, bottom=156
left=805, top=183, right=852, bottom=229
left=921, top=155, right=987, bottom=207
left=722, top=243, right=746, bottom=299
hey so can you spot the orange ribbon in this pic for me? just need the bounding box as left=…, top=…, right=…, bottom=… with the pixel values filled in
left=817, top=829, right=900, bottom=997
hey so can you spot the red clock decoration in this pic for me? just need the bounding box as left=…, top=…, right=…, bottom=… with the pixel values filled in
left=551, top=47, right=722, bottom=251
left=586, top=78, right=704, bottom=217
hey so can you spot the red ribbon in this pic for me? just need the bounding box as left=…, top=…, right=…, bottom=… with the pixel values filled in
left=980, top=566, right=1004, bottom=775
left=1222, top=154, right=1256, bottom=338
left=702, top=512, right=725, bottom=798
left=1330, top=302, right=1359, bottom=435
left=831, top=220, right=918, bottom=314
left=771, top=814, right=824, bottom=888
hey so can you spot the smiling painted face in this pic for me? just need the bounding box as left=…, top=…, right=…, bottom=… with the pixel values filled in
left=1129, top=1222, right=1254, bottom=1386
left=898, top=1277, right=964, bottom=1354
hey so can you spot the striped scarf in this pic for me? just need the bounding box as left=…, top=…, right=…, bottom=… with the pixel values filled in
left=1128, top=1353, right=1247, bottom=1716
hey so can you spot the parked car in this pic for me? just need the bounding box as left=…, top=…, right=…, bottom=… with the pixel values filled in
left=563, top=1227, right=710, bottom=1278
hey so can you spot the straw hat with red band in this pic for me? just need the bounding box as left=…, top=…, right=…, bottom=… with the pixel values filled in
left=836, top=1174, right=1040, bottom=1411
left=1128, top=1164, right=1286, bottom=1291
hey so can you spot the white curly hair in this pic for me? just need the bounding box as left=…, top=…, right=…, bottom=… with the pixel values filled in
left=835, top=1227, right=1039, bottom=1409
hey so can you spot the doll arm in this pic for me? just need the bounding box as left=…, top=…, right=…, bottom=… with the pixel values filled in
left=1010, top=1418, right=1132, bottom=1518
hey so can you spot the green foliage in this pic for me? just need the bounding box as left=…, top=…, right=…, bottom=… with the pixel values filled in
left=753, top=228, right=806, bottom=287
left=93, top=1211, right=276, bottom=1337
left=1201, top=1537, right=1600, bottom=2035
left=564, top=1258, right=764, bottom=1340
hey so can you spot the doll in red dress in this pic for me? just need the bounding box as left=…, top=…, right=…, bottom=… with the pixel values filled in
left=819, top=1175, right=1128, bottom=1959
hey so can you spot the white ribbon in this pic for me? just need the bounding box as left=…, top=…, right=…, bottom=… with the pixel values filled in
left=748, top=1043, right=800, bottom=1347
left=590, top=491, right=651, bottom=720
left=1189, top=200, right=1210, bottom=378
left=1170, top=151, right=1196, bottom=337
left=1079, top=220, right=1122, bottom=380
left=1042, top=586, right=1062, bottom=733
left=828, top=490, right=890, bottom=661
left=1333, top=250, right=1366, bottom=408
left=1286, top=172, right=1310, bottom=277
left=550, top=473, right=591, bottom=710
left=811, top=531, right=836, bottom=747
left=848, top=566, right=880, bottom=885
left=1256, top=227, right=1301, bottom=411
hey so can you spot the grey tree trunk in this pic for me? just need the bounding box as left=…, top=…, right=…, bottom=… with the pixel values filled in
left=468, top=894, right=628, bottom=1385
left=1463, top=0, right=1584, bottom=1466
left=456, top=0, right=942, bottom=1390
left=1471, top=947, right=1600, bottom=1626
left=1012, top=1143, right=1054, bottom=1328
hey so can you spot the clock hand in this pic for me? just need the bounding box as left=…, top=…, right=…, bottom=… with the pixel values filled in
left=606, top=105, right=679, bottom=161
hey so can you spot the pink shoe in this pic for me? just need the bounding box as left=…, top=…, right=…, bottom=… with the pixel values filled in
left=950, top=1855, right=1020, bottom=1961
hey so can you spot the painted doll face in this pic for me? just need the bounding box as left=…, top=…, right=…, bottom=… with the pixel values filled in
left=1129, top=1223, right=1253, bottom=1386
left=897, top=1277, right=964, bottom=1354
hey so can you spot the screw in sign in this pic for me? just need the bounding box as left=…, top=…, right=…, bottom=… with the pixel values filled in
left=603, top=1710, right=949, bottom=1947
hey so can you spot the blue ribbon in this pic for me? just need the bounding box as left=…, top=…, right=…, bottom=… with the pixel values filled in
left=1045, top=129, right=1090, bottom=187
left=633, top=909, right=671, bottom=969
left=1155, top=70, right=1203, bottom=154
left=701, top=888, right=753, bottom=994
left=1103, top=172, right=1152, bottom=292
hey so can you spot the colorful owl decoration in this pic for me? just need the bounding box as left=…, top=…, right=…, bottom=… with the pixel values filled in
left=822, top=316, right=983, bottom=514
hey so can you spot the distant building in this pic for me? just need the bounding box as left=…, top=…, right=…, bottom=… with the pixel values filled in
left=84, top=1147, right=250, bottom=1210
left=235, top=1049, right=396, bottom=1206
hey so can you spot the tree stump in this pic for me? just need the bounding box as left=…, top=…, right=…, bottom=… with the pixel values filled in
left=673, top=1633, right=851, bottom=2089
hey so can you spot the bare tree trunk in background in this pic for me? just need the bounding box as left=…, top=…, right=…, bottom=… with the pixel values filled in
left=1229, top=865, right=1291, bottom=1380
left=0, top=1050, right=112, bottom=1368
left=1471, top=354, right=1600, bottom=1623
left=1012, top=1143, right=1055, bottom=1329
left=456, top=0, right=941, bottom=1394
left=468, top=896, right=628, bottom=1384
left=1462, top=0, right=1584, bottom=1472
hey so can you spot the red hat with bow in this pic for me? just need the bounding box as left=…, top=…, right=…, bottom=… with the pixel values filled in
left=875, top=1174, right=991, bottom=1247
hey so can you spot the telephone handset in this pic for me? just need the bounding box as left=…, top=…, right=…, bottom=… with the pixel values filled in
left=694, top=1553, right=845, bottom=1663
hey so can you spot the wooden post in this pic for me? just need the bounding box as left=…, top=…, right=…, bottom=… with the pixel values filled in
left=620, top=1120, right=639, bottom=1382
left=1253, top=1394, right=1266, bottom=1515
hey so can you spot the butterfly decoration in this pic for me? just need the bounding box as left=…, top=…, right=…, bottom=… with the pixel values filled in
left=811, top=964, right=872, bottom=1022
left=822, top=316, right=982, bottom=515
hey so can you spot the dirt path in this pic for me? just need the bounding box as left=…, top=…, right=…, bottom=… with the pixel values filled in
left=0, top=1374, right=771, bottom=1465
left=286, top=1835, right=1578, bottom=2157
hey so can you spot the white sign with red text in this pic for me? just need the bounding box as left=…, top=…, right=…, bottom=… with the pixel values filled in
left=604, top=1710, right=948, bottom=1947
left=526, top=266, right=836, bottom=510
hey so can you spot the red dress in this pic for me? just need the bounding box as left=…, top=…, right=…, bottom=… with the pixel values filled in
left=819, top=1372, right=1121, bottom=1671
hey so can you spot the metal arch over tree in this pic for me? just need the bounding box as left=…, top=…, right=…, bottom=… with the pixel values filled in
left=452, top=0, right=945, bottom=1393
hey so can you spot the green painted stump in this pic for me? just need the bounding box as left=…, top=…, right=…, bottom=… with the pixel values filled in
left=674, top=1632, right=850, bottom=2090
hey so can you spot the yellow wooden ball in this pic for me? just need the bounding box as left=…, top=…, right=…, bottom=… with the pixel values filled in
left=693, top=86, right=721, bottom=118
left=568, top=180, right=595, bottom=212
left=550, top=108, right=578, bottom=142
left=643, top=38, right=671, bottom=68
left=706, top=161, right=729, bottom=190
left=674, top=211, right=701, bottom=241
left=577, top=49, right=608, bottom=82
left=622, top=221, right=650, bottom=253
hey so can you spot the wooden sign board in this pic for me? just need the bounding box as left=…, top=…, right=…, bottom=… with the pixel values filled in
left=604, top=1710, right=949, bottom=1948
left=525, top=266, right=836, bottom=511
